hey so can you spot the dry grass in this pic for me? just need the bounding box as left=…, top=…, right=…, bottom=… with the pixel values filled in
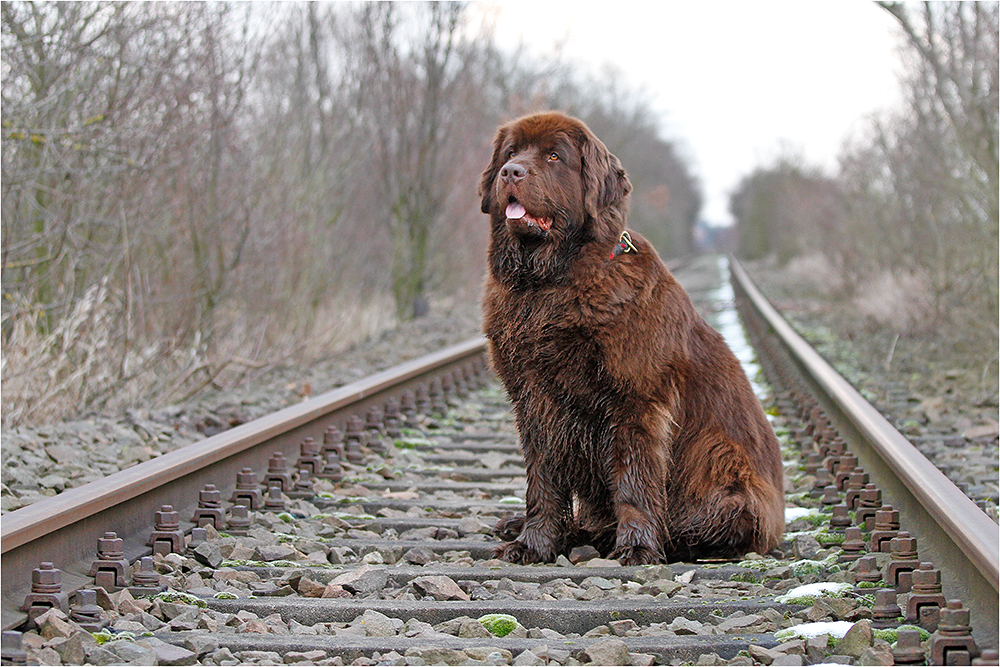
left=851, top=269, right=936, bottom=336
left=1, top=284, right=401, bottom=428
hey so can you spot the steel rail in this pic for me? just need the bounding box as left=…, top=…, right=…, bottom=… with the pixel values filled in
left=1, top=336, right=488, bottom=631
left=729, top=258, right=999, bottom=649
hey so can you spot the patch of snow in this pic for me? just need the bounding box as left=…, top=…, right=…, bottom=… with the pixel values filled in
left=784, top=507, right=813, bottom=523
left=781, top=620, right=854, bottom=639
left=776, top=581, right=852, bottom=603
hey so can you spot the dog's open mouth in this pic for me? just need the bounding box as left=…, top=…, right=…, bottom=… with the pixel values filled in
left=506, top=198, right=552, bottom=234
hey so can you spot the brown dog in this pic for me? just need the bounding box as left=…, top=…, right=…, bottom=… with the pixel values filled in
left=479, top=111, right=784, bottom=565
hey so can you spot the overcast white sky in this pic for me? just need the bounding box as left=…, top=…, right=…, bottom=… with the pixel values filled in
left=477, top=0, right=906, bottom=226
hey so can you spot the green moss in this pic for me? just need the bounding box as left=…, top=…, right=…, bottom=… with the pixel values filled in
left=213, top=591, right=238, bottom=599
left=737, top=557, right=780, bottom=571
left=478, top=613, right=519, bottom=637
left=91, top=630, right=115, bottom=645
left=875, top=625, right=930, bottom=645
left=395, top=436, right=433, bottom=448
left=154, top=591, right=207, bottom=608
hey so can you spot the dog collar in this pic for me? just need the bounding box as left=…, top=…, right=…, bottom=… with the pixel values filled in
left=609, top=231, right=637, bottom=259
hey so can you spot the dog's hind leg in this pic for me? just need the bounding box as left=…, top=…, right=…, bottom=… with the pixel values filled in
left=667, top=473, right=784, bottom=561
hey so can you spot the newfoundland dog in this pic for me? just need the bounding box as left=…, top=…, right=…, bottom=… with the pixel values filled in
left=479, top=111, right=784, bottom=565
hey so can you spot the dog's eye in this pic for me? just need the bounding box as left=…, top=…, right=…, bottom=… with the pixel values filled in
left=548, top=152, right=560, bottom=162
left=507, top=149, right=515, bottom=159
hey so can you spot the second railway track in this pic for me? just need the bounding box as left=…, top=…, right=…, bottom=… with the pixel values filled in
left=1, top=256, right=997, bottom=666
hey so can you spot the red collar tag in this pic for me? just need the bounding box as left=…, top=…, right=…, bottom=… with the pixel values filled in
left=609, top=231, right=637, bottom=259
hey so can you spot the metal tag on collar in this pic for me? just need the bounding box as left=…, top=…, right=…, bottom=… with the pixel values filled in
left=609, top=231, right=637, bottom=259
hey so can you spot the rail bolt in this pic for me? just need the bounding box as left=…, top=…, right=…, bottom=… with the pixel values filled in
left=839, top=526, right=866, bottom=564
left=227, top=503, right=252, bottom=535
left=264, top=452, right=293, bottom=490
left=853, top=555, right=883, bottom=586
left=892, top=628, right=928, bottom=665
left=886, top=532, right=920, bottom=592
left=931, top=600, right=980, bottom=666
left=129, top=556, right=166, bottom=596
left=70, top=589, right=108, bottom=632
left=835, top=455, right=858, bottom=489
left=906, top=562, right=947, bottom=630
left=287, top=468, right=315, bottom=500
left=871, top=589, right=903, bottom=628
left=844, top=472, right=869, bottom=510
left=89, top=531, right=131, bottom=590
left=400, top=389, right=419, bottom=427
left=148, top=505, right=184, bottom=555
left=21, top=562, right=70, bottom=624
left=384, top=397, right=403, bottom=439
left=827, top=504, right=851, bottom=532
left=322, top=426, right=345, bottom=460
left=869, top=506, right=900, bottom=552
left=1, top=630, right=27, bottom=666
left=263, top=486, right=287, bottom=512
left=820, top=484, right=841, bottom=506
left=295, top=437, right=326, bottom=475
left=229, top=468, right=263, bottom=509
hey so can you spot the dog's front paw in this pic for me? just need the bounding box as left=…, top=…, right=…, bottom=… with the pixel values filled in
left=610, top=543, right=664, bottom=566
left=492, top=515, right=525, bottom=541
left=493, top=540, right=542, bottom=564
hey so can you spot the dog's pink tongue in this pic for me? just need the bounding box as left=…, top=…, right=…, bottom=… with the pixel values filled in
left=506, top=202, right=526, bottom=219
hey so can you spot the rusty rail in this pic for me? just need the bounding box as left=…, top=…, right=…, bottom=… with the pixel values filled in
left=1, top=337, right=489, bottom=630
left=729, top=257, right=999, bottom=650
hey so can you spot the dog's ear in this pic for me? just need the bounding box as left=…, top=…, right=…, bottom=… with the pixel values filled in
left=580, top=128, right=632, bottom=242
left=479, top=127, right=509, bottom=215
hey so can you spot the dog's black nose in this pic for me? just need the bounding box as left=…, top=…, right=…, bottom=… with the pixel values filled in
left=500, top=162, right=526, bottom=184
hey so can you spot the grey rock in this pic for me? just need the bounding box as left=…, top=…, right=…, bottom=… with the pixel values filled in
left=86, top=645, right=127, bottom=666
left=580, top=638, right=631, bottom=666
left=194, top=541, right=223, bottom=568
left=138, top=637, right=198, bottom=666
left=107, top=640, right=159, bottom=665
left=581, top=576, right=618, bottom=590
left=748, top=644, right=783, bottom=665
left=47, top=633, right=90, bottom=665
left=253, top=543, right=299, bottom=562
left=183, top=634, right=220, bottom=656
left=404, top=647, right=467, bottom=665
left=236, top=651, right=282, bottom=664
left=793, top=534, right=822, bottom=559
left=209, top=647, right=240, bottom=666
left=639, top=579, right=682, bottom=597
left=668, top=616, right=705, bottom=635
left=513, top=649, right=545, bottom=666
left=402, top=546, right=439, bottom=565
left=350, top=609, right=397, bottom=637
left=836, top=619, right=874, bottom=658
left=464, top=647, right=513, bottom=664
left=858, top=646, right=894, bottom=666
left=609, top=619, right=638, bottom=636
left=411, top=575, right=470, bottom=601
left=632, top=564, right=674, bottom=583
left=718, top=613, right=764, bottom=632
left=330, top=563, right=388, bottom=595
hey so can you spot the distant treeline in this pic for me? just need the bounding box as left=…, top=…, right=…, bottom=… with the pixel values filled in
left=730, top=3, right=997, bottom=355
left=1, top=2, right=700, bottom=424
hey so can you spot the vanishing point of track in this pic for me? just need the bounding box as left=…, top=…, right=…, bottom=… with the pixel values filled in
left=1, top=257, right=997, bottom=665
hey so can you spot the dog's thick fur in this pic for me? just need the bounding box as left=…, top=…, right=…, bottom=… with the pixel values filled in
left=479, top=112, right=784, bottom=565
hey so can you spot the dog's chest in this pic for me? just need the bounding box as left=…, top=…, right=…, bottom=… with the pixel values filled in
left=486, top=289, right=607, bottom=390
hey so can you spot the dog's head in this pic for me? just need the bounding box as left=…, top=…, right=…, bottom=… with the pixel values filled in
left=479, top=112, right=632, bottom=248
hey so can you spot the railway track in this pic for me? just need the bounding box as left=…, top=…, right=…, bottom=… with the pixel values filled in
left=1, top=257, right=997, bottom=666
